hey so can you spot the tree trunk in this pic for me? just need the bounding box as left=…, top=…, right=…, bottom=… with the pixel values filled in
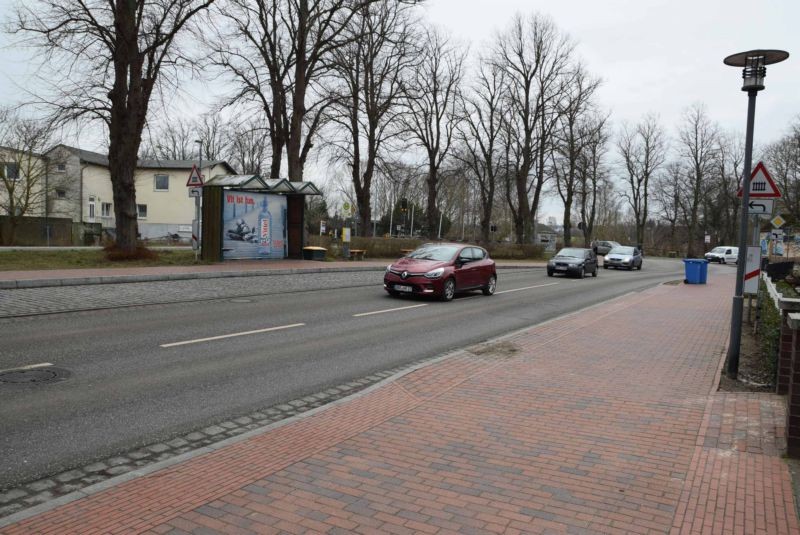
left=426, top=163, right=438, bottom=238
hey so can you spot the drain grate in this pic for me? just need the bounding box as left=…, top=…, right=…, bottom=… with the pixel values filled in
left=0, top=367, right=71, bottom=385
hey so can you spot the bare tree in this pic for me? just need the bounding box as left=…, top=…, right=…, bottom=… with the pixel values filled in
left=13, top=0, right=216, bottom=252
left=676, top=104, right=718, bottom=257
left=575, top=111, right=610, bottom=247
left=402, top=27, right=465, bottom=237
left=455, top=60, right=507, bottom=243
left=708, top=131, right=744, bottom=244
left=616, top=114, right=667, bottom=250
left=653, top=161, right=683, bottom=253
left=552, top=64, right=600, bottom=246
left=763, top=118, right=800, bottom=223
left=0, top=109, right=64, bottom=244
left=227, top=121, right=270, bottom=175
left=493, top=13, right=574, bottom=244
left=204, top=0, right=293, bottom=178
left=327, top=0, right=415, bottom=235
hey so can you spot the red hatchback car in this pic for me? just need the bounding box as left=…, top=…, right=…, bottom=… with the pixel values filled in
left=384, top=243, right=497, bottom=301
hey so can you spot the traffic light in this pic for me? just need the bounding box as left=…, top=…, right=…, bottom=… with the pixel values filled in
left=400, top=198, right=408, bottom=212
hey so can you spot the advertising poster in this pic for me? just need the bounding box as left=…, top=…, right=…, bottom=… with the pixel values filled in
left=222, top=191, right=287, bottom=260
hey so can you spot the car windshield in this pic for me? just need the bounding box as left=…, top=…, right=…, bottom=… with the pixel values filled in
left=407, top=245, right=459, bottom=262
left=609, top=246, right=635, bottom=255
left=710, top=247, right=726, bottom=253
left=555, top=248, right=585, bottom=258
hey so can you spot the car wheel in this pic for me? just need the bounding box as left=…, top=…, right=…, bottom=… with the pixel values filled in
left=603, top=265, right=608, bottom=269
left=482, top=275, right=497, bottom=296
left=441, top=278, right=455, bottom=302
left=637, top=263, right=642, bottom=270
left=547, top=270, right=554, bottom=277
left=388, top=290, right=400, bottom=297
left=721, top=258, right=726, bottom=264
left=580, top=268, right=586, bottom=279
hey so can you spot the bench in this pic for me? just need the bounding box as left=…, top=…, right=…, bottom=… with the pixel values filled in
left=349, top=249, right=366, bottom=260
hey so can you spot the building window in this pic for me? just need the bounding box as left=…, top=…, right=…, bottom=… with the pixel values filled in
left=55, top=189, right=67, bottom=199
left=56, top=163, right=67, bottom=172
left=101, top=202, right=112, bottom=217
left=2, top=162, right=19, bottom=180
left=88, top=196, right=96, bottom=220
left=154, top=174, right=169, bottom=191
left=137, top=204, right=148, bottom=219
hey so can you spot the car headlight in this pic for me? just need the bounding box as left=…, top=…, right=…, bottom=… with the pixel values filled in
left=568, top=262, right=582, bottom=267
left=623, top=256, right=632, bottom=263
left=385, top=264, right=393, bottom=273
left=424, top=267, right=445, bottom=279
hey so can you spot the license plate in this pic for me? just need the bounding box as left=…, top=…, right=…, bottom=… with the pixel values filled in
left=395, top=285, right=412, bottom=292
left=555, top=266, right=567, bottom=271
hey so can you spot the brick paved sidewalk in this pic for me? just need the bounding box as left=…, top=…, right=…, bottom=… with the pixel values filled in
left=2, top=276, right=797, bottom=534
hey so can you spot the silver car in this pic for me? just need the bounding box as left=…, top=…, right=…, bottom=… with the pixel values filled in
left=603, top=246, right=643, bottom=270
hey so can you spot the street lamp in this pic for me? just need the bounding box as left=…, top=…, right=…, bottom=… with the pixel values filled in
left=724, top=49, right=789, bottom=380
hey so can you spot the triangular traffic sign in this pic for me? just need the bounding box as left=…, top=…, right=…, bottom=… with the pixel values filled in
left=186, top=164, right=204, bottom=187
left=737, top=161, right=781, bottom=198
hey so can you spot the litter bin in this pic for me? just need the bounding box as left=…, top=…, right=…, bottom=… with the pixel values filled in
left=682, top=259, right=708, bottom=284
left=302, top=246, right=327, bottom=261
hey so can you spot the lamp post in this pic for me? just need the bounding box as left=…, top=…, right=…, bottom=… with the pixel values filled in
left=724, top=49, right=789, bottom=379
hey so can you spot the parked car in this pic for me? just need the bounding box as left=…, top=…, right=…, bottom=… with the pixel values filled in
left=383, top=243, right=497, bottom=301
left=704, top=246, right=739, bottom=264
left=591, top=240, right=621, bottom=256
left=547, top=248, right=598, bottom=278
left=604, top=246, right=643, bottom=270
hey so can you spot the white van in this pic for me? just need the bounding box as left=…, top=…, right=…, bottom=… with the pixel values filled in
left=704, top=246, right=738, bottom=264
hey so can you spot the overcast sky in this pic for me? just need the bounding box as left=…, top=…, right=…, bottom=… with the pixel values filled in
left=0, top=0, right=797, bottom=221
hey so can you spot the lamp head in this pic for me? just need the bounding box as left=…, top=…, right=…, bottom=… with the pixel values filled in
left=724, top=49, right=789, bottom=91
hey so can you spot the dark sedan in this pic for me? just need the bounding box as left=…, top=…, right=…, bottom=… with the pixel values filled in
left=547, top=248, right=598, bottom=278
left=384, top=243, right=497, bottom=301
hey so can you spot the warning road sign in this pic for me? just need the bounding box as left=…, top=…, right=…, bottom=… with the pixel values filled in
left=737, top=161, right=781, bottom=198
left=186, top=165, right=204, bottom=187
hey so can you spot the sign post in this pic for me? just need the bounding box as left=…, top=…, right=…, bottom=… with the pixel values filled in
left=187, top=164, right=204, bottom=258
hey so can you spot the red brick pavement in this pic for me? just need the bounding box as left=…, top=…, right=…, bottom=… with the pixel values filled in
left=2, top=276, right=798, bottom=534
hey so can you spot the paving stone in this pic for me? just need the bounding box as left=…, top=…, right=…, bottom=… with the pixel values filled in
left=288, top=399, right=307, bottom=407
left=219, top=421, right=238, bottom=429
left=23, top=491, right=53, bottom=505
left=276, top=404, right=293, bottom=411
left=83, top=462, right=108, bottom=473
left=106, top=465, right=133, bottom=476
left=54, top=470, right=84, bottom=483
left=147, top=443, right=170, bottom=453
left=106, top=456, right=129, bottom=467
left=233, top=417, right=253, bottom=425
left=127, top=450, right=151, bottom=460
left=0, top=488, right=27, bottom=503
left=201, top=425, right=226, bottom=436
left=0, top=502, right=24, bottom=517
left=185, top=432, right=206, bottom=442
left=26, top=479, right=56, bottom=492
left=166, top=438, right=189, bottom=448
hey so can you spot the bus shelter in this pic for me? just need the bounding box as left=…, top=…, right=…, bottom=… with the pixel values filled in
left=200, top=175, right=321, bottom=262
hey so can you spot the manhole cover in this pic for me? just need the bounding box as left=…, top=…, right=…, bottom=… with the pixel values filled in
left=0, top=367, right=71, bottom=385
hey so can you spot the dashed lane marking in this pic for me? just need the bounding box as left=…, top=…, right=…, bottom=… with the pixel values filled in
left=353, top=304, right=428, bottom=317
left=160, top=323, right=306, bottom=348
left=495, top=282, right=559, bottom=294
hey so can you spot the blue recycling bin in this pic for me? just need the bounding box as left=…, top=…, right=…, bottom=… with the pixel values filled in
left=683, top=259, right=708, bottom=284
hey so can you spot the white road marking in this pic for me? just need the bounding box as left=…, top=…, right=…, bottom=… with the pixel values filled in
left=160, top=323, right=305, bottom=348
left=0, top=362, right=53, bottom=374
left=353, top=304, right=428, bottom=317
left=495, top=282, right=560, bottom=294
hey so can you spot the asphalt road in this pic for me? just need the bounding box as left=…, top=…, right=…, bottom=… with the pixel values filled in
left=0, top=257, right=726, bottom=487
